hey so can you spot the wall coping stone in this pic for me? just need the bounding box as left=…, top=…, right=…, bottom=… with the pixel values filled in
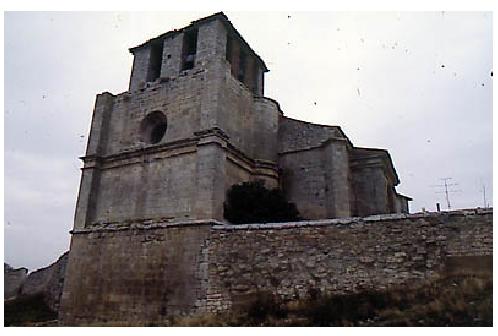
left=212, top=208, right=493, bottom=230
left=71, top=219, right=224, bottom=234
left=70, top=208, right=492, bottom=234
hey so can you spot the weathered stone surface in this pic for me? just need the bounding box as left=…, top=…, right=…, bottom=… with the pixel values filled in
left=4, top=263, right=28, bottom=300
left=205, top=210, right=492, bottom=313
left=74, top=12, right=410, bottom=238
left=20, top=252, right=69, bottom=311
left=60, top=226, right=212, bottom=325
left=4, top=252, right=68, bottom=312
left=59, top=209, right=492, bottom=325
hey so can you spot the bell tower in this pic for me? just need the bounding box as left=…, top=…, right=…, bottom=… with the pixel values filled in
left=72, top=12, right=280, bottom=232
left=128, top=12, right=266, bottom=94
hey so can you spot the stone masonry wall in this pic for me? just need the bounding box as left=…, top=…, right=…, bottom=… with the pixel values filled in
left=278, top=116, right=342, bottom=153
left=278, top=117, right=353, bottom=219
left=59, top=224, right=212, bottom=326
left=60, top=209, right=491, bottom=325
left=279, top=139, right=352, bottom=220
left=204, top=209, right=492, bottom=313
left=351, top=166, right=390, bottom=216
left=92, top=151, right=197, bottom=224
left=279, top=147, right=328, bottom=219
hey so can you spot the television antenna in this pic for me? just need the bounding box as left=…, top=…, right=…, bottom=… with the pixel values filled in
left=480, top=180, right=489, bottom=208
left=430, top=177, right=461, bottom=209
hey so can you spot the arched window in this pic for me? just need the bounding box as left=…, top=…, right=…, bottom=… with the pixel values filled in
left=140, top=111, right=167, bottom=144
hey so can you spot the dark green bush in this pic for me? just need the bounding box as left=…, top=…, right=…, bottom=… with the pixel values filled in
left=223, top=180, right=300, bottom=224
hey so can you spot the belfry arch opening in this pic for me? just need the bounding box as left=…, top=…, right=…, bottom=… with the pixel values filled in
left=140, top=111, right=168, bottom=144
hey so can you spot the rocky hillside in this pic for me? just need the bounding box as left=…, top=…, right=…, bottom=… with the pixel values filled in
left=4, top=252, right=68, bottom=312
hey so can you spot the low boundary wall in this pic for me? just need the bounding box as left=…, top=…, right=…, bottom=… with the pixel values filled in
left=59, top=208, right=493, bottom=325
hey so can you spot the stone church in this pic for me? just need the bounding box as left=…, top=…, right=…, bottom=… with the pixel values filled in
left=59, top=13, right=411, bottom=324
left=73, top=12, right=410, bottom=232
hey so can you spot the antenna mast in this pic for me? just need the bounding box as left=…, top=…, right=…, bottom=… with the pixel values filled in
left=430, top=177, right=461, bottom=210
left=482, top=184, right=488, bottom=208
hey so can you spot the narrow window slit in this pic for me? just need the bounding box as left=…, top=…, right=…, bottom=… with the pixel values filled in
left=181, top=29, right=198, bottom=71
left=147, top=40, right=164, bottom=82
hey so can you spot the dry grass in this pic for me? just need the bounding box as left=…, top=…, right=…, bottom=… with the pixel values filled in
left=6, top=273, right=491, bottom=327
left=169, top=273, right=492, bottom=327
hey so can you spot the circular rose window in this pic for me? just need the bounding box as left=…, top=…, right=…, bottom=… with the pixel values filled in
left=140, top=111, right=167, bottom=144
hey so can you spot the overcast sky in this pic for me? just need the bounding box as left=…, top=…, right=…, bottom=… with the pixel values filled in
left=4, top=11, right=492, bottom=271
